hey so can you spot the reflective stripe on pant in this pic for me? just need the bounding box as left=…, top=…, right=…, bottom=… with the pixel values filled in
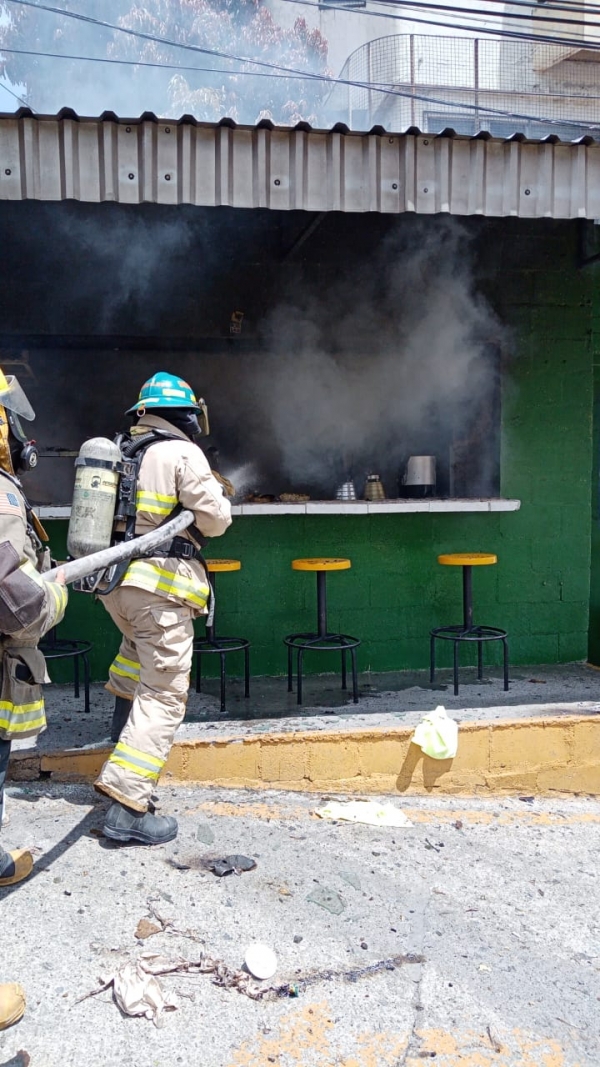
left=96, top=585, right=194, bottom=811
left=106, top=641, right=141, bottom=700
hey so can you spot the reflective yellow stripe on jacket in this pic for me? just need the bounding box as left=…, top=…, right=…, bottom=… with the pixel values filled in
left=0, top=697, right=46, bottom=737
left=110, top=653, right=141, bottom=682
left=108, top=740, right=165, bottom=781
left=121, top=560, right=210, bottom=609
left=21, top=559, right=68, bottom=615
left=136, top=490, right=178, bottom=516
left=47, top=581, right=68, bottom=614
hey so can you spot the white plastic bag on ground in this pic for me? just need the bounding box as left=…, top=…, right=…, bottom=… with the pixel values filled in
left=112, top=960, right=178, bottom=1025
left=412, top=706, right=458, bottom=760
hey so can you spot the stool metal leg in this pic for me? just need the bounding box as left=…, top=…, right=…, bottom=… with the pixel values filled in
left=316, top=571, right=328, bottom=638
left=350, top=646, right=359, bottom=704
left=297, top=648, right=304, bottom=706
left=502, top=637, right=509, bottom=691
left=430, top=634, right=436, bottom=683
left=219, top=652, right=226, bottom=715
left=287, top=643, right=294, bottom=693
left=341, top=648, right=347, bottom=691
left=462, top=565, right=473, bottom=631
left=196, top=652, right=202, bottom=694
left=477, top=639, right=483, bottom=681
left=244, top=645, right=250, bottom=699
left=453, top=640, right=459, bottom=697
left=82, top=652, right=91, bottom=714
left=73, top=651, right=80, bottom=700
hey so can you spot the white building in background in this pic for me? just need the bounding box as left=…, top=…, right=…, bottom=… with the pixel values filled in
left=270, top=0, right=600, bottom=135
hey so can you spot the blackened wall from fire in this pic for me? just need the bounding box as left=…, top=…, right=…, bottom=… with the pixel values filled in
left=0, top=202, right=594, bottom=684
left=0, top=202, right=501, bottom=506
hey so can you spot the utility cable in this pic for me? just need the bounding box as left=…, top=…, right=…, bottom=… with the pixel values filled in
left=281, top=0, right=600, bottom=48
left=0, top=77, right=35, bottom=111
left=302, top=0, right=600, bottom=30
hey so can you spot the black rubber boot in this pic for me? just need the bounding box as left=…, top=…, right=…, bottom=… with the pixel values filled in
left=110, top=697, right=132, bottom=743
left=103, top=802, right=178, bottom=845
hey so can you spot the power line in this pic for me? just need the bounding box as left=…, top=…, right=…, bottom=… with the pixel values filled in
left=0, top=46, right=324, bottom=81
left=332, top=0, right=600, bottom=30
left=379, top=0, right=600, bottom=17
left=282, top=0, right=600, bottom=47
left=0, top=77, right=35, bottom=111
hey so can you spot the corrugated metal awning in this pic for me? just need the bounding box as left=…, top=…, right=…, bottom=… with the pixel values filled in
left=1, top=109, right=599, bottom=218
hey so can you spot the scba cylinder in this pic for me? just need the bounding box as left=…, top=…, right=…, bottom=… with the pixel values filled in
left=67, top=438, right=122, bottom=558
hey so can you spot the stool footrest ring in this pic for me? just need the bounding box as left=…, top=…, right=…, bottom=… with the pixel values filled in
left=193, top=636, right=251, bottom=714
left=284, top=631, right=361, bottom=706
left=430, top=625, right=507, bottom=642
left=430, top=625, right=509, bottom=697
left=38, top=638, right=92, bottom=714
left=284, top=632, right=361, bottom=653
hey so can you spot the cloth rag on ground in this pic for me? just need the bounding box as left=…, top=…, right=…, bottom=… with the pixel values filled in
left=411, top=705, right=458, bottom=760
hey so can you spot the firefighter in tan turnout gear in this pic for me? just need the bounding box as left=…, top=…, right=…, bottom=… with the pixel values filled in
left=95, top=373, right=232, bottom=845
left=0, top=369, right=68, bottom=1030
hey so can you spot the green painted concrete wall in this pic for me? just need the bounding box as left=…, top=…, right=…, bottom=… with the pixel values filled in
left=44, top=217, right=594, bottom=682
left=587, top=265, right=600, bottom=666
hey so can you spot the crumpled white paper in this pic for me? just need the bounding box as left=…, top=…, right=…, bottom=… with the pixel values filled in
left=314, top=799, right=413, bottom=827
left=111, top=956, right=179, bottom=1026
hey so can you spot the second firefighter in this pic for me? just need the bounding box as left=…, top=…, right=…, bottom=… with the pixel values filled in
left=94, top=372, right=232, bottom=845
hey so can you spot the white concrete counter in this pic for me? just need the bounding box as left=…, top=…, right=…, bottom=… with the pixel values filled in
left=36, top=499, right=521, bottom=520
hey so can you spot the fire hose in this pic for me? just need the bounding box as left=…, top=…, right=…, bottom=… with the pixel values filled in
left=43, top=509, right=195, bottom=586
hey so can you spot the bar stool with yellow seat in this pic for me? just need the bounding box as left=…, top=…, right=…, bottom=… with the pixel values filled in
left=284, top=558, right=361, bottom=705
left=430, top=552, right=508, bottom=697
left=193, top=559, right=250, bottom=715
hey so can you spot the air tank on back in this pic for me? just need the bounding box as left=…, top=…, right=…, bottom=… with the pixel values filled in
left=67, top=438, right=122, bottom=558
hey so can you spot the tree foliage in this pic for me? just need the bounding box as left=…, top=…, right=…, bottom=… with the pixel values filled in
left=0, top=0, right=329, bottom=124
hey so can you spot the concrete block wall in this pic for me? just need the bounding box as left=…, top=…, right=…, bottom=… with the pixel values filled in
left=45, top=218, right=594, bottom=681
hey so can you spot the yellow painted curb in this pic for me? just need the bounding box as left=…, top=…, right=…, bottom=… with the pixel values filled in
left=23, top=714, right=600, bottom=796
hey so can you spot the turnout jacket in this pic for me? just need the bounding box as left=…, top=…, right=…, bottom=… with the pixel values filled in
left=119, top=414, right=232, bottom=615
left=0, top=470, right=68, bottom=740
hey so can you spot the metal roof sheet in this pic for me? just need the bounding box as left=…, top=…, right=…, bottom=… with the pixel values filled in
left=0, top=109, right=599, bottom=218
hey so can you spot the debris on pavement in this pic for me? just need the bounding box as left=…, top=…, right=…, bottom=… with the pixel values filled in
left=486, top=1024, right=504, bottom=1053
left=77, top=949, right=426, bottom=1017
left=307, top=885, right=345, bottom=914
left=314, top=799, right=413, bottom=828
left=135, top=918, right=162, bottom=941
left=208, top=854, right=257, bottom=877
left=424, top=839, right=444, bottom=852
left=244, top=943, right=278, bottom=980
left=338, top=869, right=361, bottom=890
left=411, top=706, right=458, bottom=760
left=142, top=900, right=206, bottom=946
left=113, top=958, right=178, bottom=1026
left=196, top=823, right=215, bottom=845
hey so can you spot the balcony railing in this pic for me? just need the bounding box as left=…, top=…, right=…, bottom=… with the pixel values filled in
left=328, top=34, right=600, bottom=137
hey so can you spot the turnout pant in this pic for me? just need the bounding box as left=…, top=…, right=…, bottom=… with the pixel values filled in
left=95, top=586, right=194, bottom=812
left=0, top=739, right=10, bottom=829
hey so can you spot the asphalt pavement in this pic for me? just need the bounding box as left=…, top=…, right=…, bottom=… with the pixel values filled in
left=0, top=783, right=598, bottom=1066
